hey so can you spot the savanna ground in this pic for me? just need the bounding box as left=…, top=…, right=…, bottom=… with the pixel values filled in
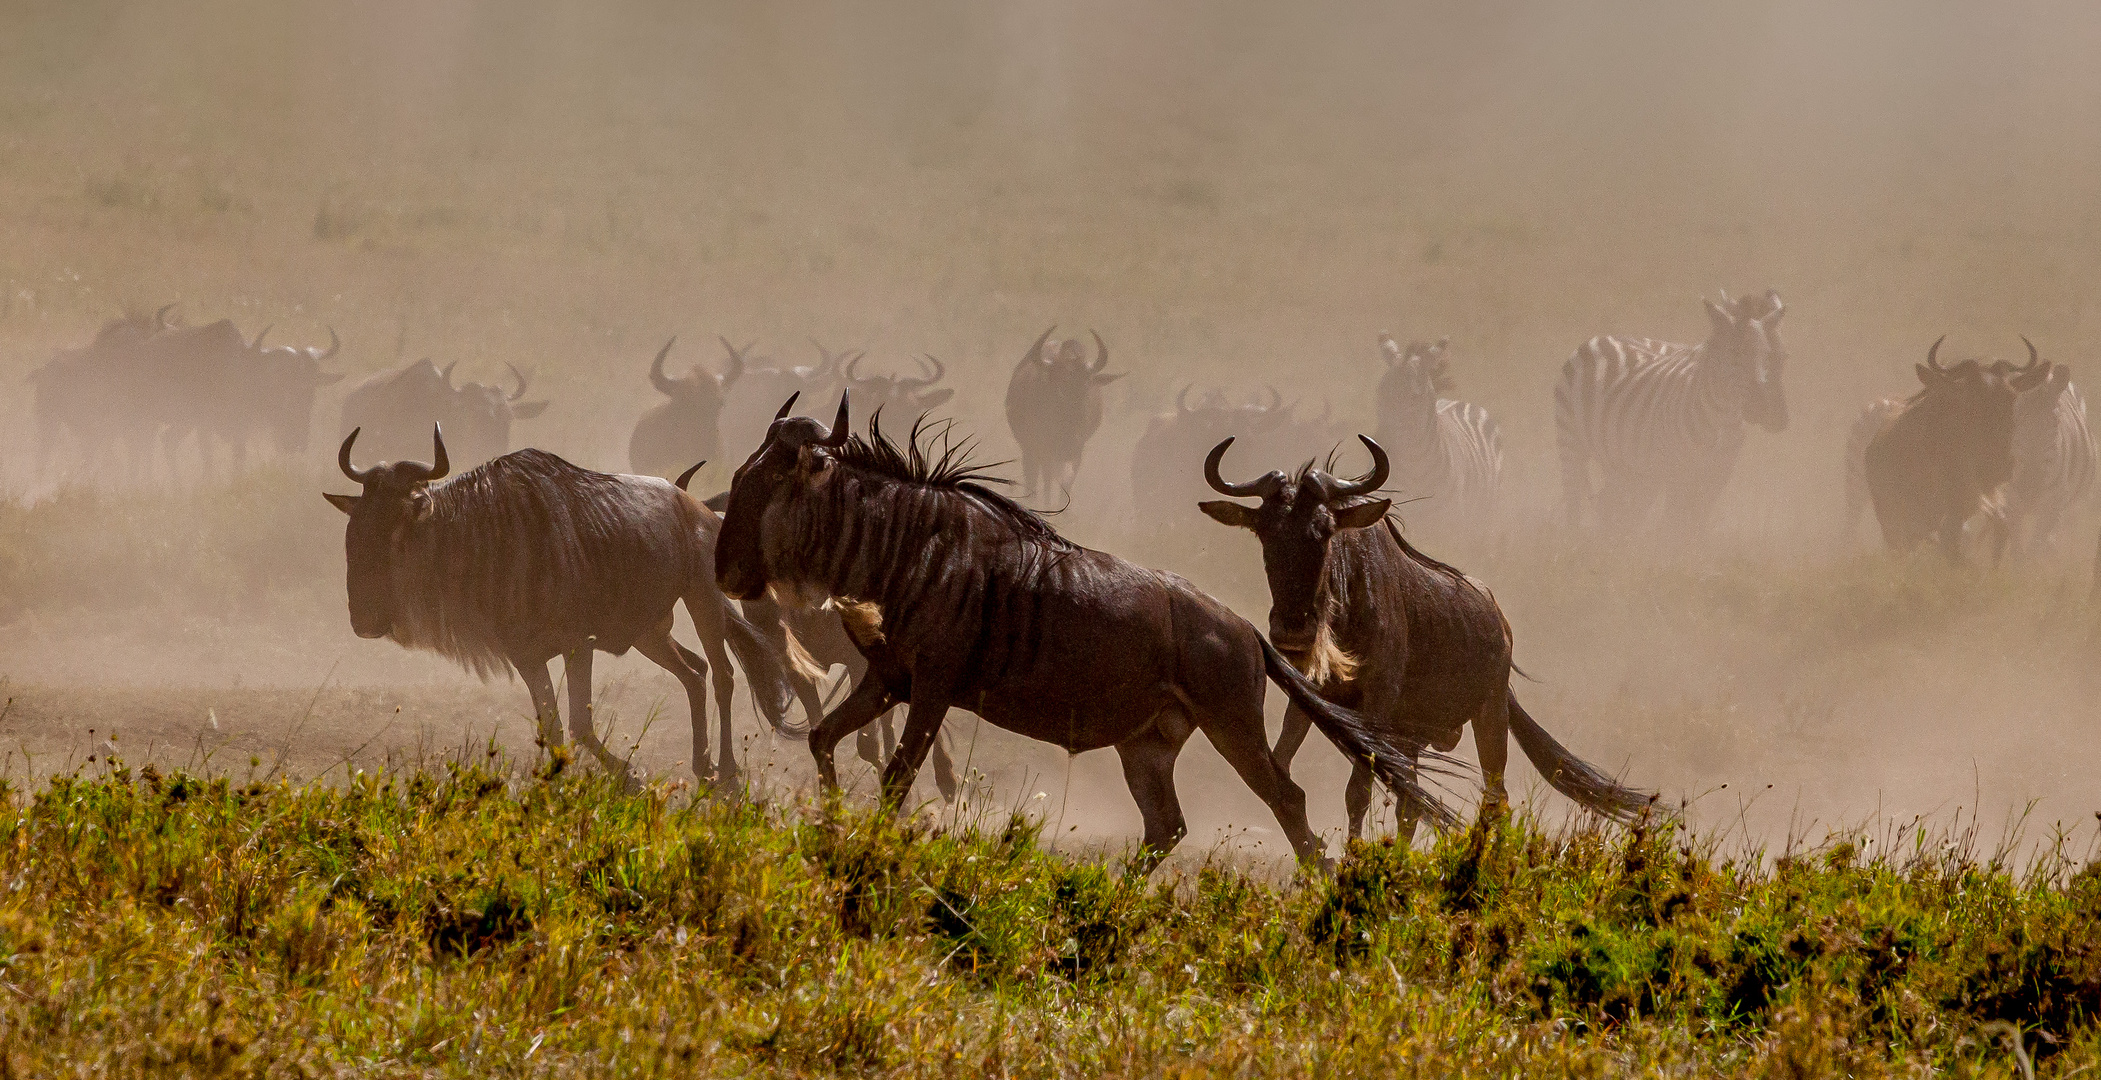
left=2, top=0, right=2100, bottom=1073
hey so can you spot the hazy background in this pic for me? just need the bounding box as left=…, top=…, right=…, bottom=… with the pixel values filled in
left=2, top=0, right=2097, bottom=862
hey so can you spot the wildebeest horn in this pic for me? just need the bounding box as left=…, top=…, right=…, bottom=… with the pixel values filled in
left=844, top=351, right=868, bottom=384
left=400, top=423, right=450, bottom=482
left=1089, top=330, right=1109, bottom=373
left=251, top=325, right=272, bottom=350
left=1320, top=436, right=1390, bottom=501
left=810, top=340, right=840, bottom=377
left=1025, top=325, right=1056, bottom=366
left=2018, top=335, right=2041, bottom=374
left=1204, top=438, right=1285, bottom=498
left=822, top=392, right=851, bottom=446
left=338, top=428, right=376, bottom=484
left=774, top=391, right=801, bottom=420
left=506, top=363, right=529, bottom=401
left=912, top=354, right=946, bottom=388
left=440, top=359, right=459, bottom=385
left=1926, top=335, right=1949, bottom=372
left=1261, top=385, right=1284, bottom=412
left=718, top=337, right=750, bottom=385
left=155, top=303, right=178, bottom=329
left=649, top=337, right=680, bottom=395
left=1175, top=384, right=1196, bottom=414
left=317, top=327, right=340, bottom=360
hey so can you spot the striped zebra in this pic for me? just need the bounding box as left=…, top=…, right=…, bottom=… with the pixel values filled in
left=2001, top=351, right=2096, bottom=556
left=1373, top=335, right=1501, bottom=523
left=1554, top=291, right=1788, bottom=532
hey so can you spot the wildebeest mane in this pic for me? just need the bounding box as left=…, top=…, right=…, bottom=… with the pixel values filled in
left=389, top=449, right=700, bottom=679
left=837, top=411, right=1074, bottom=551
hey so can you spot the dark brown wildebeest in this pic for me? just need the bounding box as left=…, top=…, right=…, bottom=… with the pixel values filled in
left=30, top=305, right=176, bottom=478
left=1201, top=436, right=1651, bottom=839
left=721, top=341, right=849, bottom=466
left=629, top=337, right=746, bottom=478
left=842, top=353, right=953, bottom=422
left=339, top=359, right=548, bottom=469
left=1004, top=326, right=1121, bottom=501
left=717, top=393, right=1455, bottom=870
left=1129, top=385, right=1292, bottom=523
left=325, top=426, right=801, bottom=785
left=1865, top=339, right=2050, bottom=561
left=161, top=322, right=343, bottom=475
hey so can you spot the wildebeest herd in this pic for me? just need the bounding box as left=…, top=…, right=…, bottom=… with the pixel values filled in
left=25, top=290, right=2100, bottom=867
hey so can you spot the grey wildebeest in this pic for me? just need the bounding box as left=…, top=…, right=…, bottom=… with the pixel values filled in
left=339, top=359, right=549, bottom=469
left=1201, top=436, right=1650, bottom=839
left=629, top=337, right=746, bottom=478
left=30, top=306, right=175, bottom=478
left=1373, top=335, right=1502, bottom=525
left=841, top=353, right=954, bottom=422
left=716, top=393, right=1454, bottom=871
left=160, top=321, right=343, bottom=476
left=1004, top=326, right=1121, bottom=502
left=720, top=341, right=849, bottom=465
left=1864, top=339, right=2051, bottom=560
left=1555, top=290, right=1789, bottom=533
left=1128, top=385, right=1292, bottom=524
left=324, top=426, right=801, bottom=785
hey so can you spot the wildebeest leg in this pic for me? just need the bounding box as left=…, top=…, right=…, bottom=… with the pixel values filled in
left=1271, top=703, right=1315, bottom=773
left=1473, top=692, right=1510, bottom=813
left=563, top=646, right=636, bottom=785
left=634, top=629, right=714, bottom=783
left=928, top=728, right=959, bottom=801
left=1199, top=703, right=1327, bottom=867
left=1344, top=760, right=1375, bottom=841
left=878, top=697, right=953, bottom=812
left=516, top=658, right=564, bottom=749
left=811, top=677, right=899, bottom=792
left=855, top=705, right=890, bottom=773
left=1116, top=714, right=1194, bottom=874
left=681, top=592, right=746, bottom=786
left=696, top=633, right=741, bottom=789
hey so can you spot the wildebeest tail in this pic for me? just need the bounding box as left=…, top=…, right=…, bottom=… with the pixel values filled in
left=723, top=604, right=811, bottom=737
left=1259, top=636, right=1460, bottom=831
left=1507, top=691, right=1652, bottom=822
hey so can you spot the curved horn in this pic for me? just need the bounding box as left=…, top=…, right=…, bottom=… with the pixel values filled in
left=439, top=359, right=459, bottom=385
left=1025, top=325, right=1056, bottom=367
left=337, top=428, right=376, bottom=484
left=821, top=391, right=851, bottom=447
left=1176, top=384, right=1195, bottom=414
left=317, top=326, right=340, bottom=360
left=1261, top=385, right=1284, bottom=413
left=1204, top=438, right=1284, bottom=498
left=1320, top=436, right=1390, bottom=501
left=2018, top=335, right=2042, bottom=373
left=649, top=337, right=679, bottom=395
left=774, top=391, right=801, bottom=420
left=844, top=351, right=868, bottom=385
left=809, top=339, right=839, bottom=377
left=155, top=303, right=178, bottom=329
left=1089, top=330, right=1109, bottom=374
left=911, top=354, right=946, bottom=388
left=1926, top=335, right=1949, bottom=373
left=506, top=363, right=529, bottom=401
left=718, top=337, right=749, bottom=385
left=399, top=423, right=450, bottom=482
left=250, top=324, right=272, bottom=350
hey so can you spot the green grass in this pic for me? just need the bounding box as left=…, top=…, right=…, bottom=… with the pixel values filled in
left=1, top=752, right=2095, bottom=1076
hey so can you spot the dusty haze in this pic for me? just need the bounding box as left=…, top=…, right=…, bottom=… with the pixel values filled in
left=2, top=0, right=2098, bottom=862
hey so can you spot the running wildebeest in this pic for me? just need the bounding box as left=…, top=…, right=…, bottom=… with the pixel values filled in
left=717, top=393, right=1455, bottom=871
left=324, top=426, right=801, bottom=785
left=1004, top=326, right=1121, bottom=502
left=1865, top=338, right=2050, bottom=560
left=629, top=337, right=746, bottom=478
left=339, top=359, right=548, bottom=469
left=720, top=341, right=848, bottom=465
left=842, top=353, right=954, bottom=421
left=1129, top=385, right=1292, bottom=523
left=1201, top=436, right=1651, bottom=839
left=1373, top=335, right=1501, bottom=525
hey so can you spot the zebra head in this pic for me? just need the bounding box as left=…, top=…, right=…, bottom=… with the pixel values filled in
left=1704, top=289, right=1788, bottom=433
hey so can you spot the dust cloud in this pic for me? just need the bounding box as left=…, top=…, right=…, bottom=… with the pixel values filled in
left=2, top=0, right=2098, bottom=863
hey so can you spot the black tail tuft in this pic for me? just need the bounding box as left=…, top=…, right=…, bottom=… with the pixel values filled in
left=1260, top=636, right=1463, bottom=831
left=723, top=603, right=809, bottom=737
left=1506, top=691, right=1651, bottom=823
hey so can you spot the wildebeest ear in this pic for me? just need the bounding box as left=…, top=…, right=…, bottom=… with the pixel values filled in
left=1092, top=372, right=1127, bottom=385
left=510, top=400, right=550, bottom=420
left=919, top=388, right=956, bottom=409
left=1198, top=500, right=1261, bottom=529
left=323, top=492, right=360, bottom=515
left=795, top=443, right=834, bottom=478
left=1331, top=499, right=1392, bottom=530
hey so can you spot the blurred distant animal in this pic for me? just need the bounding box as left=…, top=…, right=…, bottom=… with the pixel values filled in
left=1864, top=338, right=2050, bottom=560
left=1555, top=290, right=1789, bottom=533
left=717, top=396, right=1449, bottom=870
left=1201, top=435, right=1650, bottom=839
left=325, top=427, right=800, bottom=785
left=720, top=341, right=848, bottom=464
left=30, top=305, right=174, bottom=478
left=339, top=358, right=548, bottom=469
left=1129, top=385, right=1291, bottom=521
left=1996, top=347, right=2095, bottom=556
left=841, top=353, right=953, bottom=423
left=1004, top=326, right=1121, bottom=502
left=1373, top=335, right=1501, bottom=522
left=629, top=336, right=745, bottom=478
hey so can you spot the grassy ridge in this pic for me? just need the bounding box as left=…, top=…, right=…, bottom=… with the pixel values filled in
left=1, top=754, right=2094, bottom=1077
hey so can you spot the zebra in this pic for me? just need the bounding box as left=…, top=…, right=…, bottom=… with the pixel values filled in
left=2001, top=348, right=2096, bottom=556
left=1373, top=335, right=1501, bottom=525
left=1554, top=291, right=1788, bottom=533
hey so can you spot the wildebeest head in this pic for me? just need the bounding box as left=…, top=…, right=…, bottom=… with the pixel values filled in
left=651, top=335, right=745, bottom=411
left=844, top=353, right=953, bottom=419
left=1703, top=289, right=1789, bottom=433
left=324, top=425, right=451, bottom=639
left=1199, top=435, right=1392, bottom=651
left=1022, top=325, right=1119, bottom=395
left=718, top=392, right=853, bottom=601
left=450, top=363, right=549, bottom=459
left=251, top=326, right=345, bottom=452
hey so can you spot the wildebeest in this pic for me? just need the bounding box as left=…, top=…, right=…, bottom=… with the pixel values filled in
left=1004, top=326, right=1122, bottom=502
left=1128, top=385, right=1292, bottom=523
left=1998, top=347, right=2096, bottom=556
left=1373, top=335, right=1502, bottom=524
left=629, top=337, right=746, bottom=478
left=1555, top=290, right=1789, bottom=533
left=717, top=394, right=1454, bottom=870
left=1864, top=339, right=2051, bottom=560
left=30, top=306, right=174, bottom=478
left=842, top=353, right=954, bottom=422
left=160, top=321, right=343, bottom=475
left=1201, top=436, right=1649, bottom=838
left=339, top=359, right=549, bottom=469
left=720, top=341, right=848, bottom=465
left=324, top=426, right=801, bottom=784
